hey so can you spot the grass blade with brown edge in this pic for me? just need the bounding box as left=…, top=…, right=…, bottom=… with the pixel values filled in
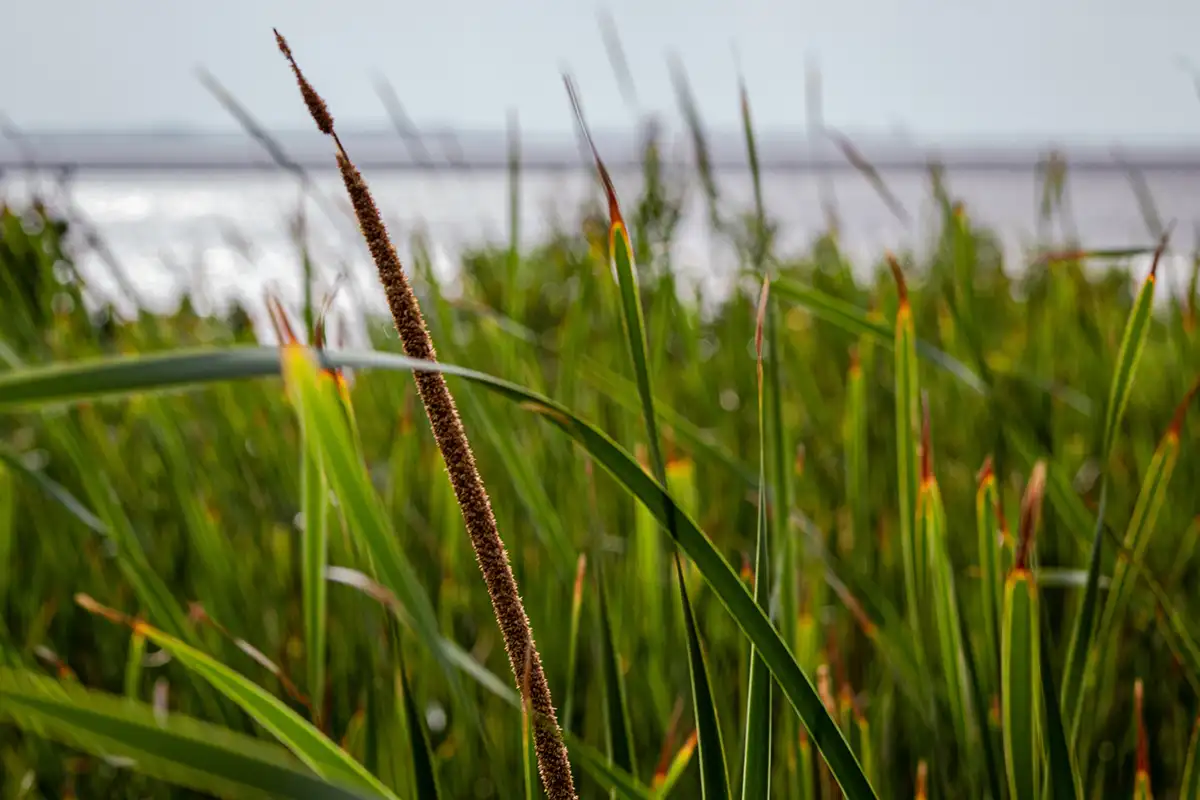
left=0, top=344, right=873, bottom=798
left=566, top=73, right=729, bottom=798
left=976, top=457, right=1004, bottom=699
left=741, top=278, right=773, bottom=800
left=76, top=596, right=398, bottom=799
left=0, top=667, right=375, bottom=800
left=1061, top=231, right=1168, bottom=744
left=1002, top=463, right=1047, bottom=800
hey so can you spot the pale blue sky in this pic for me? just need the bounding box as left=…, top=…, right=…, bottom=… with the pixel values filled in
left=3, top=0, right=1199, bottom=140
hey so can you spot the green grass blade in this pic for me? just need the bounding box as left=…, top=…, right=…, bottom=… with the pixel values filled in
left=1002, top=572, right=1041, bottom=800
left=280, top=344, right=470, bottom=726
left=770, top=277, right=988, bottom=396
left=123, top=629, right=146, bottom=701
left=677, top=557, right=731, bottom=799
left=976, top=458, right=1004, bottom=697
left=302, top=429, right=330, bottom=724
left=596, top=564, right=638, bottom=783
left=569, top=77, right=740, bottom=800
left=398, top=665, right=440, bottom=800
left=1096, top=379, right=1195, bottom=655
left=79, top=608, right=399, bottom=799
left=891, top=260, right=924, bottom=644
left=1062, top=237, right=1166, bottom=740
left=1182, top=714, right=1200, bottom=797
left=1038, top=609, right=1083, bottom=800
left=0, top=668, right=375, bottom=800
left=742, top=279, right=773, bottom=800
left=328, top=568, right=653, bottom=800
left=0, top=345, right=876, bottom=798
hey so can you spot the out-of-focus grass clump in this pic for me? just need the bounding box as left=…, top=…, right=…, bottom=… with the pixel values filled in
left=1, top=103, right=1199, bottom=800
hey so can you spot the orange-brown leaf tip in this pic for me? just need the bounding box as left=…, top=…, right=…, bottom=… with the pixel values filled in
left=1015, top=460, right=1047, bottom=570
left=794, top=443, right=806, bottom=478
left=976, top=455, right=995, bottom=489
left=572, top=554, right=587, bottom=605
left=1167, top=373, right=1200, bottom=437
left=265, top=292, right=302, bottom=348
left=848, top=345, right=860, bottom=373
left=1135, top=678, right=1150, bottom=774
left=916, top=760, right=928, bottom=800
left=755, top=276, right=770, bottom=364
left=920, top=392, right=933, bottom=482
left=1149, top=225, right=1172, bottom=281
left=886, top=252, right=908, bottom=303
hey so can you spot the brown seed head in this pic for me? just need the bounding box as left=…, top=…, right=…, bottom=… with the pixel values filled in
left=273, top=29, right=335, bottom=136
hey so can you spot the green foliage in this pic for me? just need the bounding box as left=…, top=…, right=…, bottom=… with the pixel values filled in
left=2, top=125, right=1199, bottom=800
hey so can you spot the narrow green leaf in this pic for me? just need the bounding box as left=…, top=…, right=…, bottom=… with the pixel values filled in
left=0, top=667, right=376, bottom=800
left=398, top=665, right=439, bottom=800
left=1002, top=572, right=1041, bottom=800
left=0, top=346, right=876, bottom=799
left=677, top=557, right=731, bottom=799
left=1181, top=714, right=1200, bottom=798
left=301, top=426, right=330, bottom=724
left=596, top=565, right=637, bottom=783
left=742, top=277, right=773, bottom=800
left=1062, top=236, right=1165, bottom=741
left=111, top=616, right=398, bottom=799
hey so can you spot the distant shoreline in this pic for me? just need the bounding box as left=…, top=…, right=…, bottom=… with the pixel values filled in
left=4, top=129, right=1200, bottom=173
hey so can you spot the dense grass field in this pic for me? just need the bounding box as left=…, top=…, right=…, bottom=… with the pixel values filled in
left=3, top=47, right=1200, bottom=798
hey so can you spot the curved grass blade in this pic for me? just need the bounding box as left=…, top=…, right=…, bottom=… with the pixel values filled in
left=76, top=596, right=399, bottom=800
left=0, top=345, right=876, bottom=798
left=0, top=667, right=377, bottom=800
left=1062, top=233, right=1167, bottom=741
left=0, top=444, right=107, bottom=535
left=652, top=730, right=697, bottom=798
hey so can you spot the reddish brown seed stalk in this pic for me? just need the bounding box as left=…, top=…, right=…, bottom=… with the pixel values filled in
left=1014, top=461, right=1047, bottom=570
left=274, top=31, right=575, bottom=799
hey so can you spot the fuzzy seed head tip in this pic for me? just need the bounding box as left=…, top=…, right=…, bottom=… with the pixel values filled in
left=274, top=30, right=334, bottom=135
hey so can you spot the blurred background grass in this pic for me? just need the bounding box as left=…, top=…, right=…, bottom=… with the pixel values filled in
left=1, top=112, right=1199, bottom=799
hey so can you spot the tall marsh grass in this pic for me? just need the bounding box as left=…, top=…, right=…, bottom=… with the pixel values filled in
left=1, top=32, right=1200, bottom=800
